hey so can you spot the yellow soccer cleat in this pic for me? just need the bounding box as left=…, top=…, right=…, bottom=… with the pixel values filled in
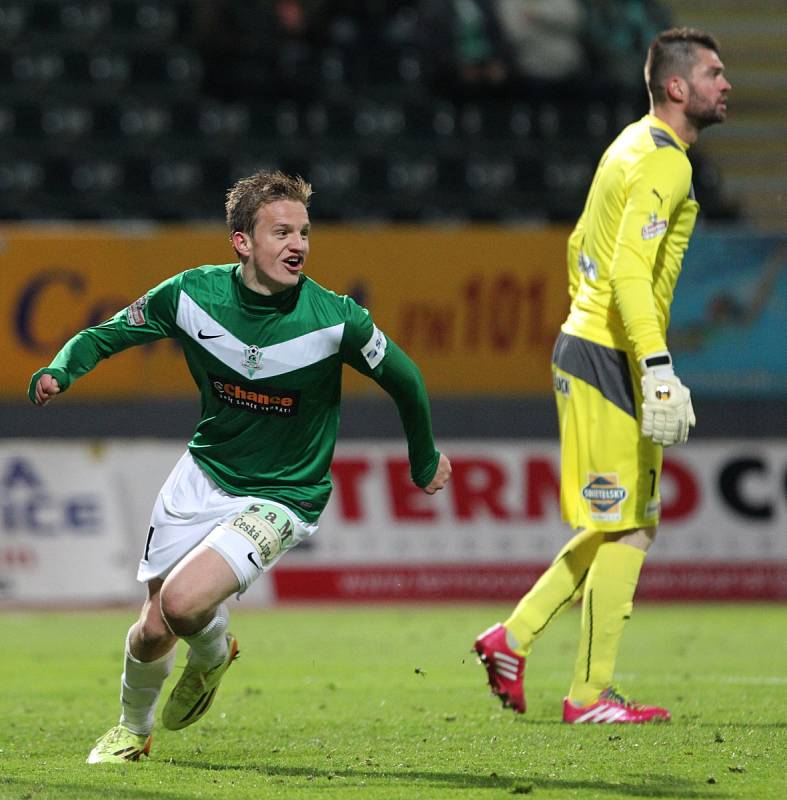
left=162, top=634, right=239, bottom=731
left=86, top=724, right=152, bottom=764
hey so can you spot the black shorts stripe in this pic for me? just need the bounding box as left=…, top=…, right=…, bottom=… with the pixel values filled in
left=143, top=526, right=154, bottom=561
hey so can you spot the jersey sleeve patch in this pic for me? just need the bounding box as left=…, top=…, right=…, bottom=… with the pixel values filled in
left=641, top=213, right=668, bottom=240
left=361, top=325, right=387, bottom=369
left=126, top=294, right=149, bottom=326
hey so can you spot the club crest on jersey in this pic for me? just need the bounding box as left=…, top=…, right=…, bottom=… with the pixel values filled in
left=582, top=473, right=627, bottom=521
left=641, top=213, right=668, bottom=240
left=241, top=345, right=264, bottom=377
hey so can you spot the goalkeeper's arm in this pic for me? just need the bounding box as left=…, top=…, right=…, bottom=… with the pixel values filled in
left=640, top=351, right=696, bottom=447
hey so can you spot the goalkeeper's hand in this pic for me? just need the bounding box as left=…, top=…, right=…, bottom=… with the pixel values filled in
left=640, top=352, right=695, bottom=447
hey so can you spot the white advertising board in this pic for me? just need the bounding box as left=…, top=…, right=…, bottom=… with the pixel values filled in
left=1, top=440, right=785, bottom=604
left=0, top=442, right=137, bottom=605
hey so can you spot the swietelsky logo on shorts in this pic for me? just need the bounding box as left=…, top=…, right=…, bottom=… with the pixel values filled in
left=582, top=473, right=628, bottom=521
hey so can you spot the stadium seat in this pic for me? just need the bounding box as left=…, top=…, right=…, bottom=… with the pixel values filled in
left=117, top=103, right=174, bottom=141
left=302, top=100, right=356, bottom=140
left=437, top=156, right=466, bottom=193
left=195, top=102, right=251, bottom=146
left=129, top=47, right=202, bottom=97
left=0, top=105, right=14, bottom=140
left=0, top=2, right=29, bottom=45
left=69, top=157, right=124, bottom=193
left=0, top=158, right=46, bottom=194
left=353, top=101, right=406, bottom=140
left=319, top=48, right=350, bottom=92
left=464, top=156, right=517, bottom=194
left=306, top=155, right=361, bottom=196
left=509, top=104, right=535, bottom=139
left=536, top=103, right=562, bottom=138
left=40, top=105, right=95, bottom=141
left=1, top=0, right=699, bottom=225
left=458, top=104, right=484, bottom=138
left=543, top=152, right=595, bottom=220
left=430, top=102, right=458, bottom=139
left=385, top=155, right=439, bottom=195
left=57, top=1, right=111, bottom=42
left=10, top=50, right=66, bottom=93
left=86, top=52, right=132, bottom=95
left=123, top=0, right=179, bottom=41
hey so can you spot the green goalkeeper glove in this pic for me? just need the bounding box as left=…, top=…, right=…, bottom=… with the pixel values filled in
left=640, top=351, right=695, bottom=447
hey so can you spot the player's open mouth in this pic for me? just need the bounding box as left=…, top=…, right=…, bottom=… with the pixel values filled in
left=283, top=256, right=303, bottom=271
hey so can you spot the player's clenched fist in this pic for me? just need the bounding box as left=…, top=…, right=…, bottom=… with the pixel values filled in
left=640, top=352, right=695, bottom=447
left=423, top=452, right=452, bottom=494
left=34, top=374, right=61, bottom=406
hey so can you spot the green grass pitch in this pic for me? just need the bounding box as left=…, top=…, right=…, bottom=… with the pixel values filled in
left=1, top=604, right=785, bottom=799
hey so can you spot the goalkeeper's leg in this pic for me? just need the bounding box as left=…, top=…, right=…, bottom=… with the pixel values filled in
left=504, top=527, right=605, bottom=654
left=474, top=528, right=604, bottom=713
left=567, top=527, right=661, bottom=710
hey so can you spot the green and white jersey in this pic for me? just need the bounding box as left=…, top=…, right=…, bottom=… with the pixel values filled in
left=29, top=264, right=440, bottom=521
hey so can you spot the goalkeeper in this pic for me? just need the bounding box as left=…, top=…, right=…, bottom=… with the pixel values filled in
left=29, top=170, right=451, bottom=762
left=475, top=28, right=730, bottom=723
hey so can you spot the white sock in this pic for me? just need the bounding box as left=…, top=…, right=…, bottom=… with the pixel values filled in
left=182, top=603, right=230, bottom=670
left=119, top=630, right=176, bottom=735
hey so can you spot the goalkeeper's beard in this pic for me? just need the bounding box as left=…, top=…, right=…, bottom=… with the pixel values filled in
left=685, top=87, right=727, bottom=129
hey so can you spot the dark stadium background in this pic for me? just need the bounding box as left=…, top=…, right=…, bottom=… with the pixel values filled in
left=1, top=0, right=785, bottom=605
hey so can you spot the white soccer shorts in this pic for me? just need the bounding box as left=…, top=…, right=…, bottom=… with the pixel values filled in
left=137, top=451, right=318, bottom=592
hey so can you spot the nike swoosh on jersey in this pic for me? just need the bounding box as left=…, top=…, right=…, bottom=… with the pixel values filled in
left=198, top=330, right=224, bottom=339
left=176, top=290, right=344, bottom=379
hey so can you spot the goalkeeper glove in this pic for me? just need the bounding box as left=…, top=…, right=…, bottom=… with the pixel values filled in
left=640, top=351, right=695, bottom=447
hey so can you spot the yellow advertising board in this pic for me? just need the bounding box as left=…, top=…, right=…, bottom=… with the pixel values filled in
left=2, top=224, right=570, bottom=399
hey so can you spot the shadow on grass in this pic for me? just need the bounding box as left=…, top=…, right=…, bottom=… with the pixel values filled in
left=691, top=721, right=787, bottom=730
left=171, top=760, right=730, bottom=797
left=0, top=778, right=200, bottom=800
left=1, top=766, right=732, bottom=799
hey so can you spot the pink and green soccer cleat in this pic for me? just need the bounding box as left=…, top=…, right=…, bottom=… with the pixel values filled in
left=563, top=687, right=671, bottom=724
left=474, top=623, right=527, bottom=713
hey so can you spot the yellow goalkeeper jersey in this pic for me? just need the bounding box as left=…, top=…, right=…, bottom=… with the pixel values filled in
left=562, top=114, right=700, bottom=362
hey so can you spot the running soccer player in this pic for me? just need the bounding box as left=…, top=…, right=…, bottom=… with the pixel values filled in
left=475, top=28, right=730, bottom=723
left=29, top=170, right=452, bottom=762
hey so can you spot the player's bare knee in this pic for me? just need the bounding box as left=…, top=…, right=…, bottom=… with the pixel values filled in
left=129, top=613, right=176, bottom=661
left=140, top=594, right=174, bottom=633
left=136, top=617, right=176, bottom=651
left=158, top=584, right=203, bottom=635
left=606, top=526, right=657, bottom=551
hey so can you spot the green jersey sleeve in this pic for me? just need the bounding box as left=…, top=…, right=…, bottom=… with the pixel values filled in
left=28, top=272, right=182, bottom=402
left=340, top=296, right=441, bottom=488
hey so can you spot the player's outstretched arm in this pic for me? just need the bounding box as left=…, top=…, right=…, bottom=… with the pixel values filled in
left=27, top=275, right=180, bottom=407
left=422, top=452, right=452, bottom=494
left=33, top=374, right=61, bottom=406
